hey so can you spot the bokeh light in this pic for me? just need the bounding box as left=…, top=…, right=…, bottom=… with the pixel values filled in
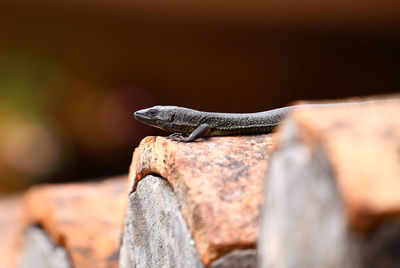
left=4, top=123, right=60, bottom=177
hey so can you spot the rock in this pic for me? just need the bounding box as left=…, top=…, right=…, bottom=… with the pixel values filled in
left=120, top=175, right=203, bottom=268
left=126, top=134, right=275, bottom=265
left=20, top=176, right=127, bottom=268
left=259, top=98, right=400, bottom=268
left=210, top=249, right=257, bottom=268
left=19, top=226, right=71, bottom=268
left=0, top=195, right=23, bottom=268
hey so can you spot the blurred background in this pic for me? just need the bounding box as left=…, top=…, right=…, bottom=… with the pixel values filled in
left=0, top=0, right=399, bottom=194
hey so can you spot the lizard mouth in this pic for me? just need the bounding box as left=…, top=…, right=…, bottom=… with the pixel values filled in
left=133, top=111, right=153, bottom=125
left=134, top=110, right=151, bottom=122
left=134, top=109, right=169, bottom=131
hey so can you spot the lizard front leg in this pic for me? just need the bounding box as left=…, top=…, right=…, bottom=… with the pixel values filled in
left=168, top=123, right=211, bottom=142
left=184, top=123, right=211, bottom=142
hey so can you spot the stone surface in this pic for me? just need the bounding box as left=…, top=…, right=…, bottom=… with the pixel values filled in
left=0, top=194, right=23, bottom=268
left=259, top=97, right=400, bottom=268
left=210, top=249, right=256, bottom=268
left=120, top=175, right=204, bottom=268
left=21, top=176, right=127, bottom=268
left=289, top=98, right=400, bottom=231
left=259, top=118, right=354, bottom=268
left=128, top=134, right=275, bottom=265
left=19, top=226, right=71, bottom=268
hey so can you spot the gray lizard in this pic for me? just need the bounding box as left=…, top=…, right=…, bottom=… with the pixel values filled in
left=134, top=100, right=392, bottom=142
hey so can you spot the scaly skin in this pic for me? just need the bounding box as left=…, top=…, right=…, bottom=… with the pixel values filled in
left=134, top=106, right=290, bottom=140
left=133, top=100, right=392, bottom=142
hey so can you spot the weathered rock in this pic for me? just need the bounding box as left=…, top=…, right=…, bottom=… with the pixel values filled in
left=210, top=249, right=257, bottom=268
left=21, top=176, right=127, bottom=268
left=0, top=195, right=23, bottom=268
left=259, top=98, right=400, bottom=268
left=120, top=175, right=204, bottom=268
left=19, top=226, right=71, bottom=268
left=127, top=134, right=275, bottom=265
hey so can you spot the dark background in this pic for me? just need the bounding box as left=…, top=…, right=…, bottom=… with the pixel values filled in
left=0, top=0, right=399, bottom=193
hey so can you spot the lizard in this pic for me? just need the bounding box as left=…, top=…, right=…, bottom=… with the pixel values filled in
left=133, top=100, right=393, bottom=142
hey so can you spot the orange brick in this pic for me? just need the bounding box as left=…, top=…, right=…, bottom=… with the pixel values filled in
left=287, top=97, right=400, bottom=231
left=128, top=135, right=275, bottom=265
left=0, top=195, right=23, bottom=268
left=21, top=176, right=127, bottom=268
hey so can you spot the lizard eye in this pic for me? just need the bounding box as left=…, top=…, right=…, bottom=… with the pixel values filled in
left=169, top=113, right=175, bottom=123
left=147, top=109, right=158, bottom=117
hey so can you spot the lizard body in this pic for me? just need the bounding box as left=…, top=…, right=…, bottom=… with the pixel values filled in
left=133, top=101, right=392, bottom=142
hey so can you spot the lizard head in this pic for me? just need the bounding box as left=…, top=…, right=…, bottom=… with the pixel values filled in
left=134, top=105, right=196, bottom=133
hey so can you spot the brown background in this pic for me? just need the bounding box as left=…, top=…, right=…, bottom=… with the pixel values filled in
left=0, top=0, right=399, bottom=191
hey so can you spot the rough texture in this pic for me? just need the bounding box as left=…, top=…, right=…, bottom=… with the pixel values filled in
left=0, top=195, right=23, bottom=268
left=289, top=98, right=400, bottom=231
left=259, top=119, right=353, bottom=268
left=21, top=176, right=127, bottom=268
left=120, top=175, right=204, bottom=268
left=210, top=249, right=256, bottom=268
left=259, top=97, right=400, bottom=268
left=19, top=226, right=71, bottom=268
left=128, top=134, right=275, bottom=265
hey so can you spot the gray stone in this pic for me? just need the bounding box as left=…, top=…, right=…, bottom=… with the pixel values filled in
left=210, top=249, right=256, bottom=268
left=19, top=226, right=71, bottom=268
left=258, top=117, right=400, bottom=268
left=258, top=118, right=355, bottom=268
left=119, top=175, right=204, bottom=268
